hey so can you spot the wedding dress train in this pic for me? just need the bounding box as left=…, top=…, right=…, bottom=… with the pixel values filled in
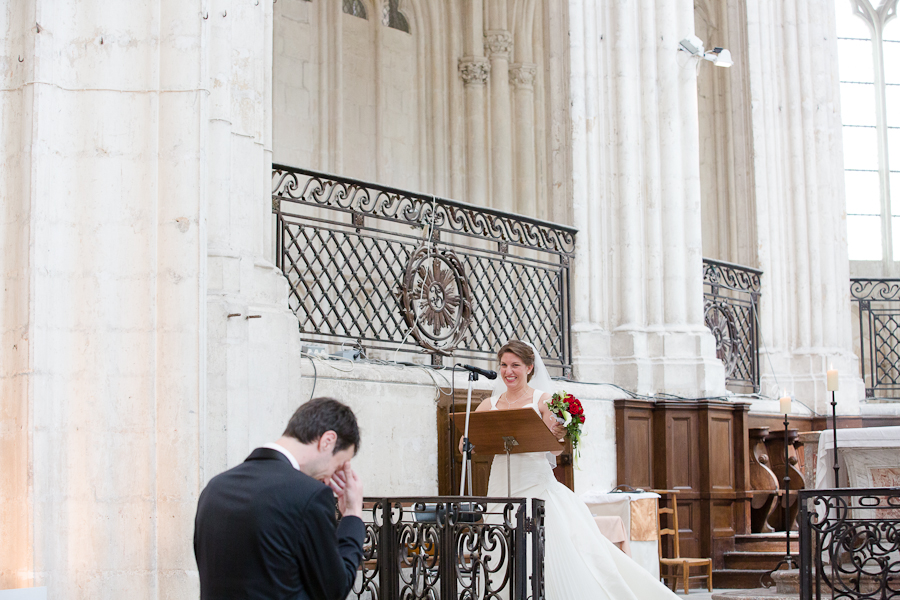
left=485, top=390, right=679, bottom=600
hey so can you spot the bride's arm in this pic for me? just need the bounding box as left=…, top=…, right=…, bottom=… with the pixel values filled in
left=537, top=392, right=567, bottom=455
left=474, top=398, right=493, bottom=412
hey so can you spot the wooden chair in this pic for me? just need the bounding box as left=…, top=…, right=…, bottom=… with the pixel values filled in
left=652, top=489, right=712, bottom=594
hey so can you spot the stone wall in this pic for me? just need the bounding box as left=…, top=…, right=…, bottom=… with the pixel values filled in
left=271, top=0, right=569, bottom=216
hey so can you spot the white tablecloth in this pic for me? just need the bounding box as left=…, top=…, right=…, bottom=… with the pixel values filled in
left=581, top=491, right=661, bottom=577
left=815, top=426, right=900, bottom=489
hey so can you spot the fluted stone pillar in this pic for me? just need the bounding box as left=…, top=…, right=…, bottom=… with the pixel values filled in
left=485, top=30, right=514, bottom=212
left=459, top=58, right=490, bottom=206
left=568, top=0, right=725, bottom=396
left=511, top=63, right=538, bottom=217
left=746, top=0, right=864, bottom=412
left=0, top=1, right=301, bottom=596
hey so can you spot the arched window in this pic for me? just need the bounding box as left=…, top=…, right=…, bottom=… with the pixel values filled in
left=836, top=0, right=900, bottom=262
left=381, top=0, right=410, bottom=33
left=343, top=0, right=367, bottom=19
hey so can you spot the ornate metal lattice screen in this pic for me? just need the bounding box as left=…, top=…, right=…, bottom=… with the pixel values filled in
left=702, top=258, right=762, bottom=392
left=850, top=279, right=900, bottom=398
left=348, top=497, right=545, bottom=600
left=798, top=487, right=900, bottom=600
left=273, top=165, right=576, bottom=374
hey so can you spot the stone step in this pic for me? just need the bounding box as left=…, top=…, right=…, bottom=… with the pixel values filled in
left=723, top=551, right=790, bottom=570
left=713, top=568, right=770, bottom=589
left=712, top=590, right=796, bottom=600
left=733, top=533, right=799, bottom=553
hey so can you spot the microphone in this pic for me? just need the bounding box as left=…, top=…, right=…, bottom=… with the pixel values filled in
left=458, top=364, right=497, bottom=380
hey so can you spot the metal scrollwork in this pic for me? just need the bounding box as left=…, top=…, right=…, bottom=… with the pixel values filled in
left=799, top=488, right=900, bottom=600
left=353, top=521, right=381, bottom=598
left=345, top=497, right=539, bottom=600
left=398, top=522, right=440, bottom=599
left=703, top=258, right=761, bottom=392
left=850, top=278, right=900, bottom=397
left=850, top=278, right=900, bottom=301
left=272, top=166, right=576, bottom=255
left=703, top=258, right=762, bottom=293
left=529, top=499, right=546, bottom=600
left=456, top=522, right=512, bottom=599
left=272, top=164, right=575, bottom=373
left=400, top=244, right=474, bottom=355
left=704, top=300, right=739, bottom=376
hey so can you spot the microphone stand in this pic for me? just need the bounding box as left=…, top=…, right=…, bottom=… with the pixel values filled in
left=459, top=370, right=479, bottom=496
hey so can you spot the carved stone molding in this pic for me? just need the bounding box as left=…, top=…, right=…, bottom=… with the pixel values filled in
left=484, top=30, right=513, bottom=58
left=458, top=57, right=490, bottom=85
left=509, top=63, right=537, bottom=88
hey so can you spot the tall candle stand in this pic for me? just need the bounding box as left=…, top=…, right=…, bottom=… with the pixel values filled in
left=762, top=403, right=798, bottom=587
left=831, top=390, right=840, bottom=488
left=826, top=368, right=840, bottom=488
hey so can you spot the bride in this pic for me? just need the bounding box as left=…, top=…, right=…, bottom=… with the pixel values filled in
left=466, top=340, right=680, bottom=600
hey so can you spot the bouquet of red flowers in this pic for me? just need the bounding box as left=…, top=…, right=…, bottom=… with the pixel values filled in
left=547, top=391, right=585, bottom=464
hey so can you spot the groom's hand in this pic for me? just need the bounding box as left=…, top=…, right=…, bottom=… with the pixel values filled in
left=329, top=463, right=364, bottom=519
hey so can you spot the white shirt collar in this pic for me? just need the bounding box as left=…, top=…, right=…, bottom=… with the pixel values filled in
left=262, top=442, right=300, bottom=471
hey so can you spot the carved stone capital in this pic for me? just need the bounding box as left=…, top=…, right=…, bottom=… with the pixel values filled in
left=509, top=63, right=537, bottom=88
left=484, top=30, right=513, bottom=58
left=458, top=57, right=490, bottom=85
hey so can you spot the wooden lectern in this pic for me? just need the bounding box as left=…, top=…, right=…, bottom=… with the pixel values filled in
left=453, top=408, right=564, bottom=495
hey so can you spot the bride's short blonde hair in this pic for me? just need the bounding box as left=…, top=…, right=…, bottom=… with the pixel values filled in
left=497, top=340, right=535, bottom=382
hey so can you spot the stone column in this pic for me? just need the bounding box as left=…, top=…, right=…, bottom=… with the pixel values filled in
left=0, top=1, right=301, bottom=596
left=568, top=0, right=725, bottom=396
left=510, top=63, right=538, bottom=217
left=484, top=30, right=515, bottom=212
left=459, top=58, right=490, bottom=206
left=746, top=0, right=864, bottom=412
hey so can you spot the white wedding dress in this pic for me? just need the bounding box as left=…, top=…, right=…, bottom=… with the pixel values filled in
left=485, top=390, right=679, bottom=600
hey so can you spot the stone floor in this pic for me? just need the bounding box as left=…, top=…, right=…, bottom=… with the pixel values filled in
left=675, top=589, right=726, bottom=599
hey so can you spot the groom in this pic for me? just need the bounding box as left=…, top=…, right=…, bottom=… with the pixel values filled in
left=193, top=397, right=365, bottom=600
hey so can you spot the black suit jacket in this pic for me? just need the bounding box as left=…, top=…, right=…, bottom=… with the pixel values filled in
left=194, top=447, right=365, bottom=600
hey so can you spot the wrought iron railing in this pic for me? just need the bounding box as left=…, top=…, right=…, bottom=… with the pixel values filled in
left=798, top=487, right=900, bottom=600
left=850, top=279, right=900, bottom=398
left=272, top=165, right=576, bottom=374
left=348, top=496, right=545, bottom=600
left=702, top=258, right=762, bottom=392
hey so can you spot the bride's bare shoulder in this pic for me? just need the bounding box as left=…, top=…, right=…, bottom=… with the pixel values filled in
left=474, top=397, right=495, bottom=412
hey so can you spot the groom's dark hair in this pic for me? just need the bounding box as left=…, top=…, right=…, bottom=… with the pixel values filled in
left=497, top=340, right=536, bottom=382
left=283, top=397, right=360, bottom=454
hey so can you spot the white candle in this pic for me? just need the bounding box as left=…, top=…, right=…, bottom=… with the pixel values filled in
left=826, top=369, right=839, bottom=392
left=780, top=395, right=792, bottom=415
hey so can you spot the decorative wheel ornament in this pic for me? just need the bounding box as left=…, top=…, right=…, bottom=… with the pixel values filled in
left=400, top=244, right=473, bottom=355
left=705, top=300, right=738, bottom=377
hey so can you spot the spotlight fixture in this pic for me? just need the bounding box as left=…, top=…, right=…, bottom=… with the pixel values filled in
left=706, top=47, right=733, bottom=68
left=678, top=36, right=733, bottom=68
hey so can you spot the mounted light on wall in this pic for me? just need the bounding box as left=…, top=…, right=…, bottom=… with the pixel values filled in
left=678, top=35, right=733, bottom=68
left=706, top=47, right=733, bottom=67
